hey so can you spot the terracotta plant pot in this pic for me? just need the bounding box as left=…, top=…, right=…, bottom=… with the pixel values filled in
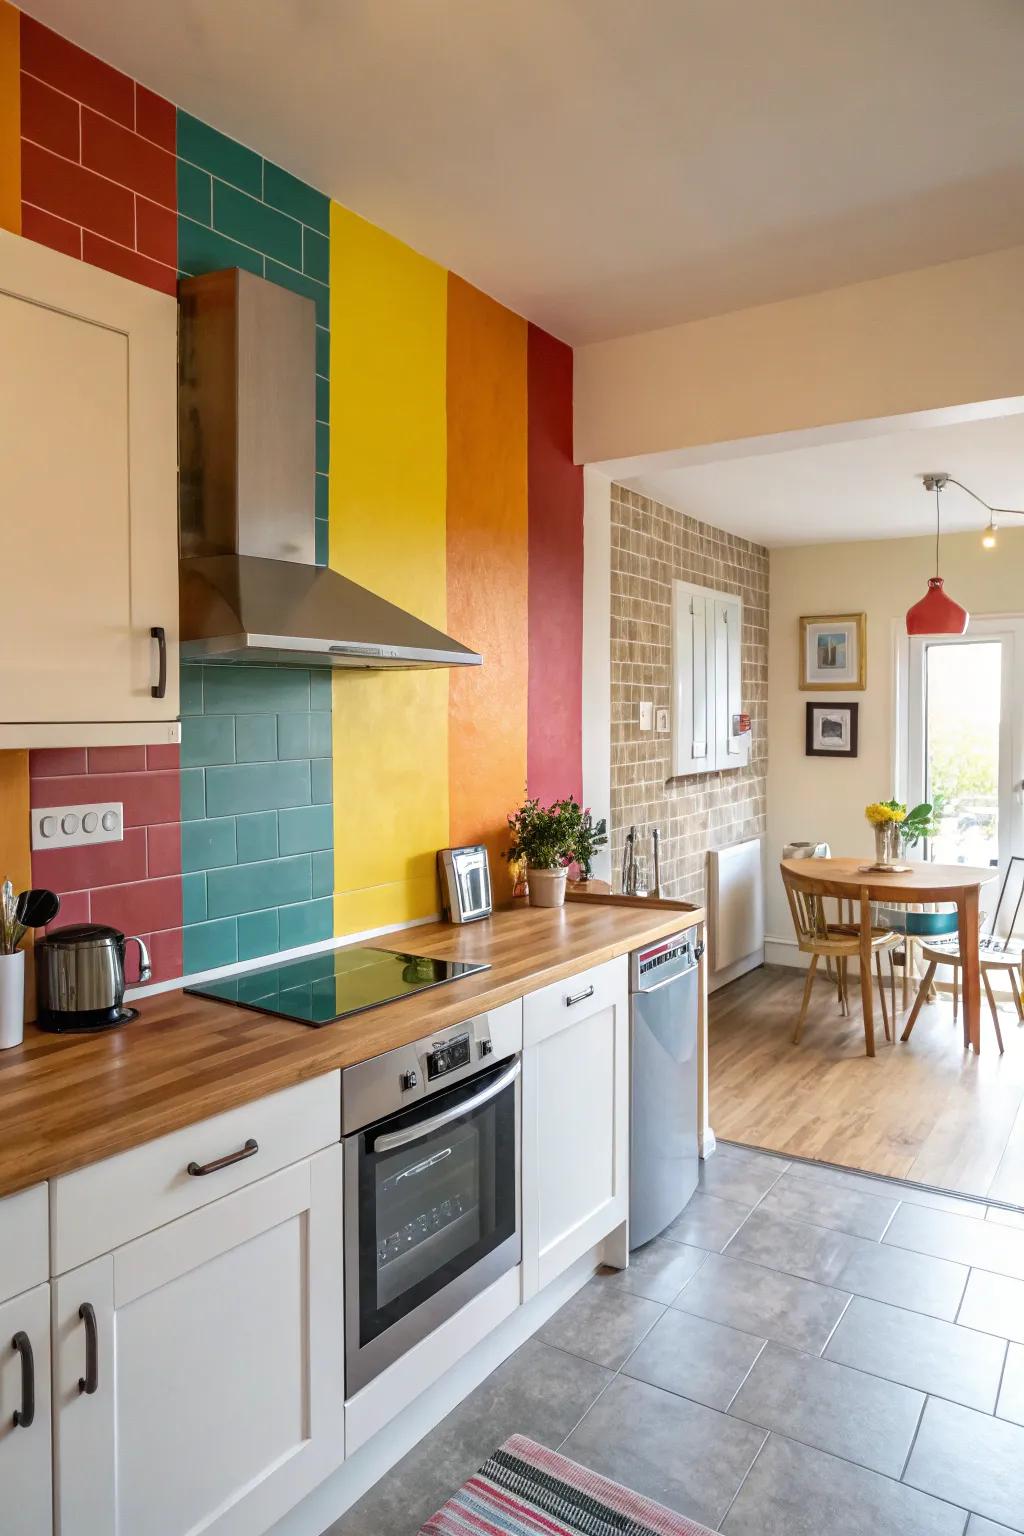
left=527, top=867, right=568, bottom=908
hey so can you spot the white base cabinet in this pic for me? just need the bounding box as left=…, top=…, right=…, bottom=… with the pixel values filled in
left=521, top=958, right=630, bottom=1297
left=0, top=1282, right=53, bottom=1536
left=52, top=1150, right=344, bottom=1536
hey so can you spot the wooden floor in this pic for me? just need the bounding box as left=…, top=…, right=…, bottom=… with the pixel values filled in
left=708, top=963, right=1024, bottom=1204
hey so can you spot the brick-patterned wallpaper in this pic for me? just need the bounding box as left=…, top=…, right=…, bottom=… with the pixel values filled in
left=610, top=485, right=768, bottom=907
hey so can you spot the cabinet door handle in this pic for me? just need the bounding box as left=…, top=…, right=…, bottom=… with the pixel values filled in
left=11, top=1331, right=34, bottom=1428
left=150, top=625, right=167, bottom=699
left=187, top=1137, right=259, bottom=1177
left=565, top=984, right=595, bottom=1008
left=78, top=1303, right=98, bottom=1395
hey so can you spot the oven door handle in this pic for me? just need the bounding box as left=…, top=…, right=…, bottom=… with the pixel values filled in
left=374, top=1059, right=521, bottom=1154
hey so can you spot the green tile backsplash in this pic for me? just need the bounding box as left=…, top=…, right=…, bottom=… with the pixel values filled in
left=181, top=664, right=334, bottom=972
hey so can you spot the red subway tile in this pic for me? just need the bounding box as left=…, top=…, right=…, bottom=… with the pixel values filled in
left=21, top=72, right=80, bottom=159
left=87, top=746, right=147, bottom=773
left=134, top=85, right=175, bottom=152
left=81, top=107, right=175, bottom=206
left=91, top=875, right=182, bottom=936
left=82, top=231, right=177, bottom=297
left=22, top=140, right=133, bottom=246
left=32, top=826, right=147, bottom=893
left=31, top=769, right=181, bottom=827
left=135, top=195, right=176, bottom=267
left=21, top=202, right=82, bottom=259
left=147, top=821, right=182, bottom=878
left=30, top=748, right=88, bottom=777
left=20, top=16, right=134, bottom=128
left=146, top=744, right=179, bottom=771
left=45, top=890, right=89, bottom=932
left=141, top=926, right=183, bottom=983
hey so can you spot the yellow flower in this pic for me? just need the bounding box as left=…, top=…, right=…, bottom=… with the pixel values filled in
left=865, top=801, right=906, bottom=825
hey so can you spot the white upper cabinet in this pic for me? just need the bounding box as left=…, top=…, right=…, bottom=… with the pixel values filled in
left=672, top=579, right=750, bottom=776
left=0, top=229, right=180, bottom=747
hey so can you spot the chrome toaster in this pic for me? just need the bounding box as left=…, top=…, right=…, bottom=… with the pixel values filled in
left=437, top=845, right=493, bottom=923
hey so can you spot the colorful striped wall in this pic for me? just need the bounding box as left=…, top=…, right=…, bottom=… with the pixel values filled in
left=0, top=1, right=583, bottom=984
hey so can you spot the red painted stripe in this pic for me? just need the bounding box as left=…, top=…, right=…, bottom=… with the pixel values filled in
left=82, top=230, right=178, bottom=296
left=134, top=85, right=175, bottom=151
left=21, top=71, right=79, bottom=160
left=135, top=195, right=177, bottom=266
left=20, top=201, right=81, bottom=258
left=81, top=105, right=175, bottom=205
left=526, top=324, right=583, bottom=806
left=22, top=138, right=134, bottom=245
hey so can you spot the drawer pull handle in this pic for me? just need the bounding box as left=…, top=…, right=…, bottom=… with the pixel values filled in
left=565, top=985, right=595, bottom=1007
left=11, top=1331, right=34, bottom=1428
left=78, top=1303, right=98, bottom=1396
left=151, top=626, right=167, bottom=700
left=187, top=1137, right=259, bottom=1177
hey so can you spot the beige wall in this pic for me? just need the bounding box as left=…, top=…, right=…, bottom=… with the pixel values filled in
left=767, top=526, right=1024, bottom=958
left=610, top=485, right=768, bottom=907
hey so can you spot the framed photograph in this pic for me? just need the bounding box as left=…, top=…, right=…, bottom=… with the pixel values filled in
left=806, top=701, right=859, bottom=757
left=799, top=612, right=866, bottom=690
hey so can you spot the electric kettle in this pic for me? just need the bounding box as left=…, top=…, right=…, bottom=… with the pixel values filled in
left=35, top=923, right=152, bottom=1031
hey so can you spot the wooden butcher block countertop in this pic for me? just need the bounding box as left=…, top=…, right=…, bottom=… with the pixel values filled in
left=0, top=896, right=702, bottom=1199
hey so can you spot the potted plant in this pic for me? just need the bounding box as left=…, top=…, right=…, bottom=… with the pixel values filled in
left=505, top=796, right=579, bottom=908
left=864, top=798, right=937, bottom=868
left=561, top=798, right=608, bottom=881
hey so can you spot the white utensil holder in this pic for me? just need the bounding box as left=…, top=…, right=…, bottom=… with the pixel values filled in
left=0, top=949, right=25, bottom=1049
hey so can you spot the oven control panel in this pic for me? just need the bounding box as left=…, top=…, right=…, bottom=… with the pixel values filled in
left=426, top=1031, right=471, bottom=1080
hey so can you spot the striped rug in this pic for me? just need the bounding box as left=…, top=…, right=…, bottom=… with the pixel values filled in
left=418, top=1434, right=716, bottom=1536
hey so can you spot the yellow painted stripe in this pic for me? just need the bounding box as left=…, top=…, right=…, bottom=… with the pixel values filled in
left=0, top=1, right=20, bottom=235
left=329, top=203, right=449, bottom=934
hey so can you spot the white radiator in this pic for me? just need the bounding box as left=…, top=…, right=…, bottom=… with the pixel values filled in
left=709, top=838, right=764, bottom=987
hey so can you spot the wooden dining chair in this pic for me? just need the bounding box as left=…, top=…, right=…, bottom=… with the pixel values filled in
left=781, top=864, right=902, bottom=1053
left=902, top=935, right=1024, bottom=1055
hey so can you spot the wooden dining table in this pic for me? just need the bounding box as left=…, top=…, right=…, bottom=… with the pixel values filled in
left=781, top=856, right=999, bottom=1055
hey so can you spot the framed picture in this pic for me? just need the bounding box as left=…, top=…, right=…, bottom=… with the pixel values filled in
left=799, top=612, right=866, bottom=690
left=806, top=701, right=859, bottom=757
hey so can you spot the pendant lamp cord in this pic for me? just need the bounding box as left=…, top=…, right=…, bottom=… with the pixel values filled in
left=935, top=483, right=941, bottom=578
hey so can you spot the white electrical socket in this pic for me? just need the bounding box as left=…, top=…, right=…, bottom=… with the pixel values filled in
left=31, top=802, right=124, bottom=852
left=655, top=707, right=670, bottom=732
left=639, top=701, right=653, bottom=731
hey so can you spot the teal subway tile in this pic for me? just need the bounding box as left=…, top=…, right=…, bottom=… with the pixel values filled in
left=311, top=757, right=333, bottom=804
left=235, top=713, right=278, bottom=762
left=316, top=326, right=330, bottom=378
left=309, top=711, right=332, bottom=758
left=237, top=908, right=279, bottom=962
left=203, top=664, right=309, bottom=715
left=206, top=759, right=311, bottom=817
left=236, top=810, right=279, bottom=864
left=178, top=215, right=263, bottom=279
left=213, top=182, right=302, bottom=269
left=182, top=872, right=207, bottom=925
left=315, top=517, right=328, bottom=568
left=181, top=714, right=235, bottom=768
left=180, top=768, right=206, bottom=821
left=315, top=473, right=328, bottom=522
left=206, top=854, right=312, bottom=919
left=316, top=373, right=330, bottom=424
left=177, top=161, right=211, bottom=225
left=279, top=897, right=332, bottom=950
left=304, top=227, right=329, bottom=284
left=182, top=817, right=237, bottom=872
left=277, top=713, right=311, bottom=760
left=263, top=162, right=330, bottom=235
left=312, top=850, right=333, bottom=899
left=316, top=421, right=330, bottom=475
left=265, top=259, right=329, bottom=327
left=310, top=670, right=332, bottom=709
left=180, top=664, right=203, bottom=714
left=279, top=803, right=332, bottom=856
left=177, top=111, right=262, bottom=195
left=183, top=917, right=237, bottom=974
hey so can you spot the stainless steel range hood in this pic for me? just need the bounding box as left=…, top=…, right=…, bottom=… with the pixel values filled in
left=178, top=269, right=480, bottom=670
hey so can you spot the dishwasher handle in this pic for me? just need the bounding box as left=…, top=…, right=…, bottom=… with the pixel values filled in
left=634, top=966, right=696, bottom=995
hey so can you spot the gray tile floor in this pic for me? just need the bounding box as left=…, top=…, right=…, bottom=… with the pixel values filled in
left=328, top=1145, right=1024, bottom=1536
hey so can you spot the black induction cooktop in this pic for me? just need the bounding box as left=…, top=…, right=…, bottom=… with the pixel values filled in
left=185, top=946, right=489, bottom=1027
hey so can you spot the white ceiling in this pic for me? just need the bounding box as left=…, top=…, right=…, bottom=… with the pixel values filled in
left=621, top=412, right=1024, bottom=547
left=22, top=0, right=1024, bottom=343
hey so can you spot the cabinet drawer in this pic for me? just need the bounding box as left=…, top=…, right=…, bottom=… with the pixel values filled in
left=0, top=1184, right=48, bottom=1302
left=523, top=956, right=628, bottom=1048
left=51, top=1073, right=340, bottom=1274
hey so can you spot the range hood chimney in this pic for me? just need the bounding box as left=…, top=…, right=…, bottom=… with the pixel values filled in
left=178, top=269, right=481, bottom=670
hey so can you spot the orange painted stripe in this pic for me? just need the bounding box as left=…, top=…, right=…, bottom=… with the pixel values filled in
left=446, top=275, right=528, bottom=900
left=0, top=1, right=21, bottom=234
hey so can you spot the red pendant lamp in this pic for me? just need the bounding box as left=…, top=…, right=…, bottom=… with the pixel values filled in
left=906, top=474, right=969, bottom=636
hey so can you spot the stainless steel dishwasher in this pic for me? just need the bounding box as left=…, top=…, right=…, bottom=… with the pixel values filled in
left=629, top=931, right=701, bottom=1249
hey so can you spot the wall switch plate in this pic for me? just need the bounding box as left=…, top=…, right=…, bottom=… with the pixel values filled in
left=639, top=701, right=653, bottom=731
left=655, top=707, right=670, bottom=732
left=32, top=802, right=124, bottom=852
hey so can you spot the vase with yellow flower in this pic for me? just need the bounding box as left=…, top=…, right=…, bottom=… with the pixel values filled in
left=864, top=799, right=936, bottom=869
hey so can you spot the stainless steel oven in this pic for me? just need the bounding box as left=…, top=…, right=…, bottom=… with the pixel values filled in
left=342, top=1012, right=521, bottom=1396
